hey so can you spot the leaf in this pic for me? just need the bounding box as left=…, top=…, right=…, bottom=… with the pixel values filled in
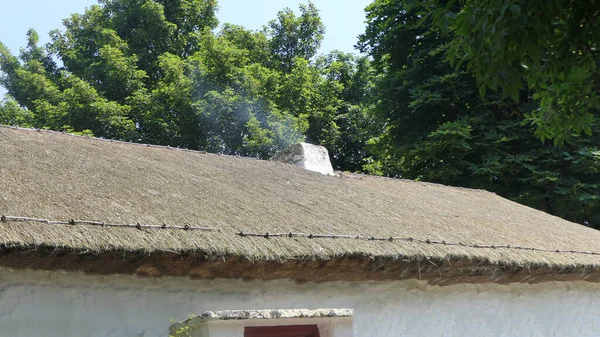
left=509, top=4, right=521, bottom=15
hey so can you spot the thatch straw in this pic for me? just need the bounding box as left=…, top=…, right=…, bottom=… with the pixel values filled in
left=1, top=125, right=600, bottom=281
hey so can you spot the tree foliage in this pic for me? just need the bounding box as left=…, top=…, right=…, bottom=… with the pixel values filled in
left=264, top=2, right=325, bottom=73
left=358, top=0, right=600, bottom=228
left=0, top=0, right=376, bottom=167
left=438, top=0, right=600, bottom=144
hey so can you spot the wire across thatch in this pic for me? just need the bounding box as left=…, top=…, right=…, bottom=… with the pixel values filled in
left=1, top=125, right=600, bottom=282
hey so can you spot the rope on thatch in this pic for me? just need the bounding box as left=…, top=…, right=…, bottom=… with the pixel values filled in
left=236, top=231, right=600, bottom=257
left=1, top=215, right=220, bottom=232
left=3, top=213, right=599, bottom=257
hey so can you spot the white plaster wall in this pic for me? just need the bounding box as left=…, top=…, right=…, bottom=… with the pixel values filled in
left=1, top=268, right=600, bottom=337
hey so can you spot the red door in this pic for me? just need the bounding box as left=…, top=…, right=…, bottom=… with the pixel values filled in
left=244, top=325, right=321, bottom=337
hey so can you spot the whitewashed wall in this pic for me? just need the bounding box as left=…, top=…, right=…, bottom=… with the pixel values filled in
left=1, top=268, right=600, bottom=337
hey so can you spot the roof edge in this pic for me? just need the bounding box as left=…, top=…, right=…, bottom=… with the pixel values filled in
left=1, top=247, right=600, bottom=286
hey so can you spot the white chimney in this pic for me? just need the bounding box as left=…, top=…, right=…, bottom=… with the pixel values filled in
left=271, top=143, right=334, bottom=175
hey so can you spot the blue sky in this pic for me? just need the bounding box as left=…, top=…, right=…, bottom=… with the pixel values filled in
left=0, top=0, right=372, bottom=96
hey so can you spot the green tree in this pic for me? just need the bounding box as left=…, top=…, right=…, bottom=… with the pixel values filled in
left=359, top=0, right=600, bottom=227
left=0, top=95, right=33, bottom=127
left=99, top=0, right=217, bottom=76
left=0, top=27, right=136, bottom=139
left=0, top=0, right=375, bottom=167
left=264, top=1, right=325, bottom=73
left=188, top=25, right=306, bottom=157
left=312, top=51, right=378, bottom=171
left=438, top=0, right=600, bottom=144
left=218, top=24, right=272, bottom=68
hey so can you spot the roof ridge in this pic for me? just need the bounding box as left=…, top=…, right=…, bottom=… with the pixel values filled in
left=3, top=214, right=598, bottom=258
left=0, top=124, right=259, bottom=161
left=337, top=171, right=491, bottom=193
left=0, top=124, right=490, bottom=192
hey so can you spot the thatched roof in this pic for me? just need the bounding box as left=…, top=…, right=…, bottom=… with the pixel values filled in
left=1, top=125, right=600, bottom=284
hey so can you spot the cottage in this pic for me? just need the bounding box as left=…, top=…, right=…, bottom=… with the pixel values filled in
left=1, top=125, right=600, bottom=337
